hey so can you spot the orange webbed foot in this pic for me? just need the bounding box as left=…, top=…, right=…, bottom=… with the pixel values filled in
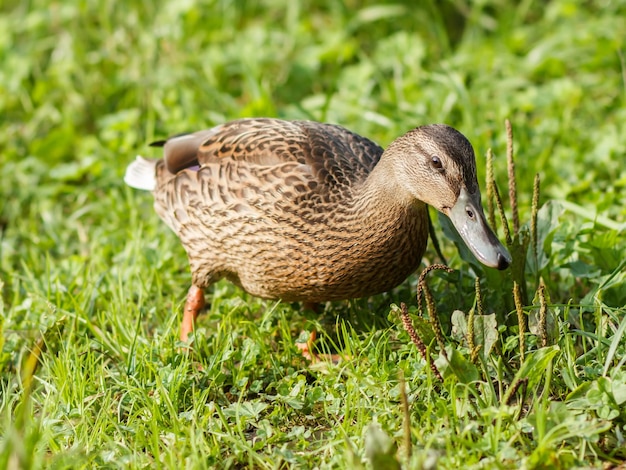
left=296, top=330, right=344, bottom=365
left=180, top=285, right=205, bottom=342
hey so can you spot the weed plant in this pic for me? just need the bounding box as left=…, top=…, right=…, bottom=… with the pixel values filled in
left=1, top=1, right=625, bottom=468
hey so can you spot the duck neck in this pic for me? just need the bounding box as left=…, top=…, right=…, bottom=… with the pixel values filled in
left=351, top=155, right=419, bottom=217
left=336, top=156, right=429, bottom=269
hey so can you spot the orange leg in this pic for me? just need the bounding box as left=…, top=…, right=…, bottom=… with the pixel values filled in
left=296, top=329, right=344, bottom=364
left=180, top=285, right=205, bottom=342
left=297, top=303, right=344, bottom=363
left=296, top=330, right=318, bottom=361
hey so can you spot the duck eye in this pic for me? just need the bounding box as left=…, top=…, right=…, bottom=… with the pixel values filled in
left=431, top=156, right=443, bottom=171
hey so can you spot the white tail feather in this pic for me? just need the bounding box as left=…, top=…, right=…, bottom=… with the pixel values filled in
left=124, top=156, right=157, bottom=191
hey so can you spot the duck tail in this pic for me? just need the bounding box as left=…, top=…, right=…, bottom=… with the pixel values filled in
left=124, top=156, right=157, bottom=191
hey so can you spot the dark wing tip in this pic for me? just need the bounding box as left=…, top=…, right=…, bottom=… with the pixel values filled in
left=149, top=132, right=195, bottom=148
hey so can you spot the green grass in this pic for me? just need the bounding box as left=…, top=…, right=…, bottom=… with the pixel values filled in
left=1, top=0, right=625, bottom=468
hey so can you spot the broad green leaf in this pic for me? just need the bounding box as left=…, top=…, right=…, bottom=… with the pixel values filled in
left=364, top=422, right=400, bottom=470
left=437, top=346, right=480, bottom=384
left=472, top=314, right=499, bottom=359
left=513, top=346, right=560, bottom=392
left=450, top=310, right=468, bottom=343
left=451, top=310, right=498, bottom=360
left=527, top=201, right=564, bottom=274
left=223, top=401, right=269, bottom=420
left=610, top=371, right=626, bottom=406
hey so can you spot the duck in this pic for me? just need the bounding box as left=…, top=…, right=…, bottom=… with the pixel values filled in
left=124, top=118, right=511, bottom=341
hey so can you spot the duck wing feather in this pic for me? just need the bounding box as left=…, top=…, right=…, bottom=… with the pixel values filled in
left=156, top=118, right=383, bottom=194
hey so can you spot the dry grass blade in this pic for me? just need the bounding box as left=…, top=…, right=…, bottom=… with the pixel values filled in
left=513, top=281, right=526, bottom=363
left=468, top=278, right=483, bottom=363
left=399, top=370, right=412, bottom=460
left=493, top=182, right=512, bottom=245
left=21, top=336, right=46, bottom=397
left=531, top=173, right=541, bottom=264
left=506, top=119, right=520, bottom=235
left=538, top=279, right=548, bottom=348
left=503, top=377, right=528, bottom=405
left=486, top=148, right=497, bottom=230
left=423, top=283, right=448, bottom=360
left=399, top=302, right=443, bottom=382
left=474, top=277, right=484, bottom=316
left=417, top=264, right=454, bottom=361
left=416, top=264, right=454, bottom=316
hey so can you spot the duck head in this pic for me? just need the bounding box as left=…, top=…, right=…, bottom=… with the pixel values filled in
left=387, top=124, right=512, bottom=270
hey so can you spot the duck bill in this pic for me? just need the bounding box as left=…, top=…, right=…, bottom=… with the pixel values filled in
left=447, top=188, right=512, bottom=270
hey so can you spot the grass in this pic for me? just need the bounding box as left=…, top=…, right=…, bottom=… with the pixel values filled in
left=1, top=0, right=625, bottom=468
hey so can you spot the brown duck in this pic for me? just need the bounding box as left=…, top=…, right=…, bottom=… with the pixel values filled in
left=125, top=118, right=511, bottom=341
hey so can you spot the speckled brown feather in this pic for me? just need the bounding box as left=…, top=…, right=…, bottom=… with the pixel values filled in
left=151, top=118, right=430, bottom=302
left=124, top=118, right=512, bottom=342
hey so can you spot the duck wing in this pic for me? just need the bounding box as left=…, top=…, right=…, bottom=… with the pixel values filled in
left=156, top=118, right=383, bottom=191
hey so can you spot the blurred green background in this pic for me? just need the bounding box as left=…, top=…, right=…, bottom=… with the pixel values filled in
left=2, top=0, right=625, bottom=204
left=1, top=0, right=625, bottom=468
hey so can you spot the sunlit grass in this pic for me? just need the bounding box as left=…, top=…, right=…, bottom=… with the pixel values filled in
left=1, top=0, right=625, bottom=468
